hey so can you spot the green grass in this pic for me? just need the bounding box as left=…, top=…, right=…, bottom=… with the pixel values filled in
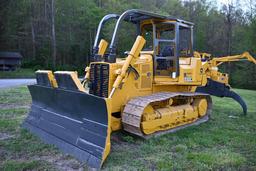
left=0, top=87, right=256, bottom=170
left=0, top=68, right=35, bottom=78
left=103, top=88, right=256, bottom=170
left=0, top=160, right=53, bottom=171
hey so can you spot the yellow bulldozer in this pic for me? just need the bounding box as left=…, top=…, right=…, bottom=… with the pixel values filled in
left=23, top=9, right=256, bottom=169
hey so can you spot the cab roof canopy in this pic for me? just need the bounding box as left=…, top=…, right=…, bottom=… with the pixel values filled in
left=94, top=9, right=194, bottom=62
left=110, top=9, right=193, bottom=48
left=94, top=9, right=194, bottom=50
left=122, top=9, right=194, bottom=26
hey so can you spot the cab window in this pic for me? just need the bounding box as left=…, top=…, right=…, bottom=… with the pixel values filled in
left=141, top=24, right=153, bottom=50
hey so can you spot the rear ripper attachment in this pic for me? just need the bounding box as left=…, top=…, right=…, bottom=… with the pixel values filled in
left=23, top=70, right=112, bottom=169
left=196, top=78, right=247, bottom=115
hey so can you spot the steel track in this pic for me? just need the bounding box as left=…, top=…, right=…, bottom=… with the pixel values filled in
left=122, top=92, right=212, bottom=139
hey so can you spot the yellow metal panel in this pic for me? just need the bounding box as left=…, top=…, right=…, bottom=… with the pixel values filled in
left=36, top=70, right=58, bottom=88
left=105, top=54, right=153, bottom=113
left=98, top=39, right=108, bottom=56
left=102, top=98, right=112, bottom=163
left=110, top=36, right=146, bottom=98
left=54, top=71, right=86, bottom=92
left=111, top=116, right=121, bottom=131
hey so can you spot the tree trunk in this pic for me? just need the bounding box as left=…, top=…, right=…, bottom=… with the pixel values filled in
left=51, top=0, right=56, bottom=67
left=89, top=29, right=92, bottom=56
left=30, top=0, right=36, bottom=60
left=31, top=20, right=36, bottom=60
left=227, top=4, right=232, bottom=79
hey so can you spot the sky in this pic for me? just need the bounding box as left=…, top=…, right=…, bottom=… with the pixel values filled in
left=213, top=0, right=252, bottom=11
left=218, top=0, right=232, bottom=5
left=217, top=0, right=246, bottom=6
left=182, top=0, right=255, bottom=12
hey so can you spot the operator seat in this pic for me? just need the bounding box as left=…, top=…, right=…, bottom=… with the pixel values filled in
left=161, top=46, right=173, bottom=57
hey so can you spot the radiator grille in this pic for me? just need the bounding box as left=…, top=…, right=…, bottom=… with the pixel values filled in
left=89, top=63, right=109, bottom=97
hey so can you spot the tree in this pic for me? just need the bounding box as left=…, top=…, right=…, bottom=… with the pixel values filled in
left=0, top=0, right=255, bottom=89
left=51, top=0, right=56, bottom=67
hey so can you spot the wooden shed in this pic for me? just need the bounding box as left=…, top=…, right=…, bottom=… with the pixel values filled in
left=0, top=52, right=23, bottom=71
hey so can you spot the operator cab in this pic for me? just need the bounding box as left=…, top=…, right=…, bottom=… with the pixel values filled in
left=141, top=20, right=193, bottom=77
left=92, top=9, right=194, bottom=78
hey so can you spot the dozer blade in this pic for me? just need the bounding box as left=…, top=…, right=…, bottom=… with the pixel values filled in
left=23, top=72, right=111, bottom=169
left=196, top=78, right=247, bottom=115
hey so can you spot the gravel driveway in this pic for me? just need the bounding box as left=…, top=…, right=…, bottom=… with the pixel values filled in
left=0, top=79, right=36, bottom=89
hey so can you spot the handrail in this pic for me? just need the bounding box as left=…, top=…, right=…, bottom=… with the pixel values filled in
left=93, top=14, right=119, bottom=51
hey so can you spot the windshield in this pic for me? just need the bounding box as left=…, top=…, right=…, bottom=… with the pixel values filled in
left=142, top=24, right=153, bottom=51
left=179, top=26, right=192, bottom=57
